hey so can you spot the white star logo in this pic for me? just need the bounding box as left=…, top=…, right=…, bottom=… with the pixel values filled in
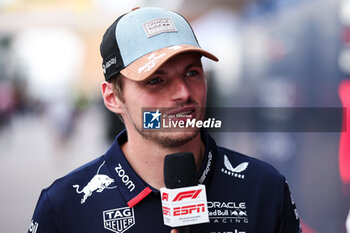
left=151, top=110, right=161, bottom=122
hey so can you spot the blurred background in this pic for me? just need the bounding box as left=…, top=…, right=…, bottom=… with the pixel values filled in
left=0, top=0, right=349, bottom=232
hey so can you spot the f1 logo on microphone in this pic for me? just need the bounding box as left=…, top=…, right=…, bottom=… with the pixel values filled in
left=160, top=185, right=209, bottom=227
left=172, top=189, right=202, bottom=202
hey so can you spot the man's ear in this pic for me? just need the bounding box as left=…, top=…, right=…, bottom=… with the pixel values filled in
left=101, top=81, right=124, bottom=114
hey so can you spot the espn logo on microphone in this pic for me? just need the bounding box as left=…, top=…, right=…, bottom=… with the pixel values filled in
left=160, top=185, right=209, bottom=227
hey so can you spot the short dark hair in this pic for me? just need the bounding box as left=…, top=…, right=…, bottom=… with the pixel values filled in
left=109, top=73, right=125, bottom=123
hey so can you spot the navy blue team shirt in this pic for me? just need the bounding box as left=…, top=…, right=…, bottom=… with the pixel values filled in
left=28, top=130, right=302, bottom=233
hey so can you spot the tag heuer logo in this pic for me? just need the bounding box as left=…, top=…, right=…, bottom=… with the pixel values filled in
left=103, top=207, right=135, bottom=233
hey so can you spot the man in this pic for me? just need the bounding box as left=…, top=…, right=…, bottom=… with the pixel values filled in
left=28, top=7, right=302, bottom=233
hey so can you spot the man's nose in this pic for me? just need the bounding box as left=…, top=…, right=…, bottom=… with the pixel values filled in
left=170, top=77, right=191, bottom=102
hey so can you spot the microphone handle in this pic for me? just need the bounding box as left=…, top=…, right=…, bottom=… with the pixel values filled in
left=177, top=226, right=191, bottom=233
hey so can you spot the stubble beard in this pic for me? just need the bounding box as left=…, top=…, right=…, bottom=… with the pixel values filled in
left=124, top=103, right=205, bottom=149
left=138, top=129, right=200, bottom=148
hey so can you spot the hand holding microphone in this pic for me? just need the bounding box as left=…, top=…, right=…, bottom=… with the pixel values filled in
left=162, top=152, right=209, bottom=233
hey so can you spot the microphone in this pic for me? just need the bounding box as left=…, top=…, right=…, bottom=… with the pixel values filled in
left=164, top=152, right=197, bottom=188
left=161, top=152, right=209, bottom=233
left=164, top=152, right=197, bottom=233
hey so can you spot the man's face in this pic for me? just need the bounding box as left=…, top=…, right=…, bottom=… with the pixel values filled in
left=119, top=52, right=207, bottom=148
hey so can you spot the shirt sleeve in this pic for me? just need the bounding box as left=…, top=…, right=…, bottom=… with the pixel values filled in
left=277, top=178, right=303, bottom=233
left=28, top=190, right=62, bottom=233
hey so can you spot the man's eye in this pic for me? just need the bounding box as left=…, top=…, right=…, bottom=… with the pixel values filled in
left=147, top=77, right=163, bottom=85
left=185, top=70, right=199, bottom=77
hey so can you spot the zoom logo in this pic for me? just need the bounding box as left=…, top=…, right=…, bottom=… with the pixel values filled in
left=115, top=163, right=135, bottom=192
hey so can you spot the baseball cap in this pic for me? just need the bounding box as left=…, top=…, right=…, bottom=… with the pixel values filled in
left=100, top=7, right=218, bottom=82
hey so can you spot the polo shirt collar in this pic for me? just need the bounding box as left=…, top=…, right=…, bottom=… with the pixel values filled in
left=104, top=130, right=216, bottom=208
left=197, top=130, right=217, bottom=185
